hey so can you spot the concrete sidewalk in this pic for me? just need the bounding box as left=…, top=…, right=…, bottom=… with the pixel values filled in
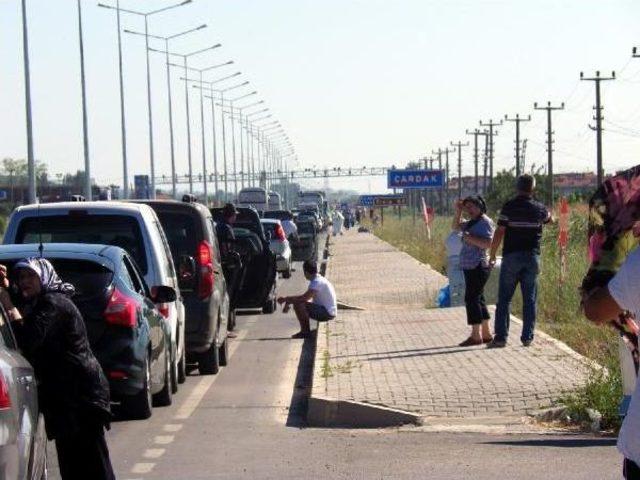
left=309, top=230, right=590, bottom=428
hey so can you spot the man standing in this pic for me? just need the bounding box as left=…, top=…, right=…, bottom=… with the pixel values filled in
left=487, top=174, right=551, bottom=348
left=583, top=248, right=640, bottom=479
left=216, top=203, right=238, bottom=257
left=277, top=260, right=337, bottom=339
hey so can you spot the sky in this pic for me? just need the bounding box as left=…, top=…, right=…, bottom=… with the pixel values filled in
left=1, top=0, right=640, bottom=196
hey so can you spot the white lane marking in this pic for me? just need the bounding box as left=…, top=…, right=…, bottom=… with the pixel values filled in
left=143, top=448, right=166, bottom=459
left=163, top=423, right=183, bottom=432
left=131, top=463, right=155, bottom=474
left=174, top=326, right=250, bottom=420
left=154, top=435, right=174, bottom=445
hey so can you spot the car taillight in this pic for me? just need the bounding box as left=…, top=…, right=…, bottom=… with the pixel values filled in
left=197, top=240, right=214, bottom=300
left=150, top=287, right=171, bottom=318
left=0, top=373, right=10, bottom=410
left=275, top=224, right=286, bottom=241
left=104, top=287, right=138, bottom=328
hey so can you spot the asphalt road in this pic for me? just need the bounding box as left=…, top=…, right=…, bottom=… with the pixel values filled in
left=47, top=237, right=621, bottom=480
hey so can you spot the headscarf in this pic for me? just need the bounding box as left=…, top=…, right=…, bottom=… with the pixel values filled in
left=14, top=257, right=75, bottom=296
left=462, top=195, right=487, bottom=214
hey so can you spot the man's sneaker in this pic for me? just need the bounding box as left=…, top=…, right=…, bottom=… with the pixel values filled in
left=486, top=339, right=507, bottom=349
left=522, top=339, right=533, bottom=347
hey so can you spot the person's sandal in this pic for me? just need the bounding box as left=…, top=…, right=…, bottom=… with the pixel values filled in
left=458, top=337, right=482, bottom=347
left=482, top=336, right=493, bottom=344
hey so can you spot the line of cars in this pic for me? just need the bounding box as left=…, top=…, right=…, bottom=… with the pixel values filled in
left=0, top=196, right=322, bottom=478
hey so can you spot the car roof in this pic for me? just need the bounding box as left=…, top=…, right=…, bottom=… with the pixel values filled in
left=0, top=243, right=121, bottom=268
left=260, top=218, right=281, bottom=224
left=129, top=199, right=210, bottom=216
left=14, top=201, right=150, bottom=214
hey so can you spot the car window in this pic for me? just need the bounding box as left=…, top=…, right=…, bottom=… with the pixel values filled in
left=0, top=308, right=16, bottom=350
left=155, top=211, right=198, bottom=270
left=16, top=215, right=148, bottom=274
left=297, top=222, right=315, bottom=234
left=207, top=218, right=222, bottom=264
left=154, top=220, right=177, bottom=279
left=262, top=222, right=277, bottom=236
left=123, top=255, right=146, bottom=296
left=47, top=258, right=114, bottom=299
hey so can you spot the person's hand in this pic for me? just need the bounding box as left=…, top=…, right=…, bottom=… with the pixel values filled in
left=0, top=265, right=9, bottom=289
left=277, top=296, right=286, bottom=305
left=488, top=255, right=497, bottom=268
left=0, top=288, right=12, bottom=311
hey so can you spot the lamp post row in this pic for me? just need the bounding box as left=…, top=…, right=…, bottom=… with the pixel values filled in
left=19, top=0, right=296, bottom=204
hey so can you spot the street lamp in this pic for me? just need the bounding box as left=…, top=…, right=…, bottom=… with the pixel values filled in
left=149, top=44, right=222, bottom=194
left=124, top=24, right=206, bottom=198
left=20, top=0, right=36, bottom=203
left=99, top=0, right=193, bottom=200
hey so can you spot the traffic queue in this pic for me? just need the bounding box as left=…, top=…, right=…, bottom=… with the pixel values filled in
left=0, top=192, right=323, bottom=479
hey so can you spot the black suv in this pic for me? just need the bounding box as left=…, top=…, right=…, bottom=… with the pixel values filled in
left=137, top=199, right=231, bottom=376
left=211, top=207, right=278, bottom=314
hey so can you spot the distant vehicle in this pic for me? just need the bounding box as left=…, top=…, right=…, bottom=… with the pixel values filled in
left=0, top=243, right=175, bottom=420
left=0, top=300, right=47, bottom=479
left=268, top=191, right=282, bottom=211
left=4, top=201, right=187, bottom=395
left=211, top=207, right=278, bottom=314
left=238, top=187, right=268, bottom=212
left=135, top=198, right=231, bottom=376
left=292, top=217, right=318, bottom=262
left=298, top=209, right=323, bottom=232
left=298, top=190, right=326, bottom=216
left=261, top=219, right=292, bottom=279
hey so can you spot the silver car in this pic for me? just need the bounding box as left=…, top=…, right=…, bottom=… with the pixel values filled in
left=0, top=310, right=48, bottom=479
left=260, top=219, right=292, bottom=279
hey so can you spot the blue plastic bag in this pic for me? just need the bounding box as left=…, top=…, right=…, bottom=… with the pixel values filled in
left=437, top=285, right=451, bottom=308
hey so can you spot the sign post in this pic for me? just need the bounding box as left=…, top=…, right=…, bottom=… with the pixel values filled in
left=387, top=169, right=445, bottom=189
left=558, top=197, right=570, bottom=285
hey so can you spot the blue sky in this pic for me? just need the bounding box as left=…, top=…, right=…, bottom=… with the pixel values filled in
left=1, top=0, right=640, bottom=195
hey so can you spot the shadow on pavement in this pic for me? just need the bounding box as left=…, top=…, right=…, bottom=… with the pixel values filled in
left=483, top=438, right=617, bottom=448
left=331, top=344, right=462, bottom=360
left=367, top=347, right=476, bottom=361
left=286, top=331, right=318, bottom=428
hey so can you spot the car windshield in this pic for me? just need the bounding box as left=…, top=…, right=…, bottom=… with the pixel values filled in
left=16, top=215, right=147, bottom=273
left=261, top=222, right=278, bottom=237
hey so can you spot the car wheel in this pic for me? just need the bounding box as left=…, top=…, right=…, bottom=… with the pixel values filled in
left=177, top=348, right=187, bottom=384
left=198, top=340, right=220, bottom=375
left=122, top=354, right=153, bottom=420
left=153, top=345, right=173, bottom=407
left=228, top=309, right=237, bottom=332
left=170, top=345, right=179, bottom=394
left=219, top=336, right=229, bottom=367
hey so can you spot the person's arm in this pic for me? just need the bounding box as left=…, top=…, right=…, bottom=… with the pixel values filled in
left=451, top=200, right=463, bottom=231
left=463, top=233, right=492, bottom=250
left=583, top=287, right=623, bottom=325
left=278, top=288, right=315, bottom=305
left=488, top=226, right=506, bottom=265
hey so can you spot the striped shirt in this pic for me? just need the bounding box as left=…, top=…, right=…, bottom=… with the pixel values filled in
left=497, top=195, right=551, bottom=255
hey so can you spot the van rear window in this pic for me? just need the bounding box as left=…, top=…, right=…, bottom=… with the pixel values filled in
left=155, top=211, right=198, bottom=268
left=16, top=216, right=147, bottom=274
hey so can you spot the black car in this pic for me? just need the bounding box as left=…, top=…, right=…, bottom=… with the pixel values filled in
left=211, top=207, right=278, bottom=314
left=135, top=199, right=231, bottom=376
left=262, top=210, right=292, bottom=221
left=292, top=218, right=318, bottom=262
left=0, top=243, right=175, bottom=420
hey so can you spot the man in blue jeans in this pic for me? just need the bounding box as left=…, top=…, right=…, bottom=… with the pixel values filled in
left=487, top=174, right=551, bottom=348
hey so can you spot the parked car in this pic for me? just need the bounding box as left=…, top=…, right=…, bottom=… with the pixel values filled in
left=0, top=243, right=176, bottom=420
left=260, top=219, right=292, bottom=279
left=298, top=209, right=323, bottom=232
left=133, top=198, right=231, bottom=376
left=292, top=218, right=318, bottom=262
left=3, top=202, right=186, bottom=394
left=0, top=301, right=47, bottom=480
left=211, top=207, right=278, bottom=314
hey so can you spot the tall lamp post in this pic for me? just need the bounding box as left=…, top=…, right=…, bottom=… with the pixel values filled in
left=243, top=108, right=269, bottom=186
left=149, top=44, right=222, bottom=193
left=20, top=0, right=36, bottom=203
left=245, top=114, right=273, bottom=187
left=124, top=24, right=207, bottom=198
left=76, top=0, right=91, bottom=200
left=99, top=0, right=194, bottom=199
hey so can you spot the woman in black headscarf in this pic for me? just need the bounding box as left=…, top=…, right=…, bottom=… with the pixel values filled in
left=0, top=257, right=115, bottom=480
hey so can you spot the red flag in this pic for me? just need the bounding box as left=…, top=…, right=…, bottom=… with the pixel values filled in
left=421, top=197, right=429, bottom=224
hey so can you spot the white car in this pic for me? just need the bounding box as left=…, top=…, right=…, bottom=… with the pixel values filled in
left=260, top=219, right=292, bottom=279
left=4, top=202, right=187, bottom=394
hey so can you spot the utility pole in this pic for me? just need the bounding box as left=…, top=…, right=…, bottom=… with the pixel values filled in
left=504, top=113, right=531, bottom=177
left=580, top=70, right=615, bottom=187
left=442, top=147, right=455, bottom=213
left=534, top=101, right=564, bottom=206
left=479, top=119, right=502, bottom=192
left=432, top=148, right=444, bottom=213
left=450, top=141, right=469, bottom=199
left=465, top=129, right=484, bottom=193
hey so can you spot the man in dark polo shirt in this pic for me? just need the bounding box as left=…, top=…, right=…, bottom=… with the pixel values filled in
left=487, top=174, right=551, bottom=348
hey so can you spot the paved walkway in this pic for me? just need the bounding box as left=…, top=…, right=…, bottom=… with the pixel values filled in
left=314, top=230, right=590, bottom=421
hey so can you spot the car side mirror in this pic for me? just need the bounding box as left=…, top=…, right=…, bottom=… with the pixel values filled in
left=178, top=254, right=196, bottom=290
left=151, top=285, right=177, bottom=303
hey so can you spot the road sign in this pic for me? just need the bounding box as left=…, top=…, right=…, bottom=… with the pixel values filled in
left=387, top=169, right=445, bottom=189
left=373, top=195, right=407, bottom=207
left=359, top=195, right=376, bottom=206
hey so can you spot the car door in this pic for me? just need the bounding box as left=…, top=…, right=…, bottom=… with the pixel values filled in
left=122, top=255, right=165, bottom=390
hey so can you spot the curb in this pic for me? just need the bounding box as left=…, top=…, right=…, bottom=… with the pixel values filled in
left=307, top=397, right=422, bottom=428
